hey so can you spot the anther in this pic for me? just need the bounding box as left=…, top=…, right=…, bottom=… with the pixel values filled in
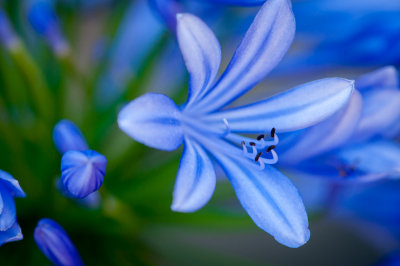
left=241, top=141, right=245, bottom=146
left=271, top=128, right=276, bottom=138
left=266, top=145, right=276, bottom=152
left=255, top=152, right=262, bottom=162
left=257, top=134, right=265, bottom=140
left=249, top=142, right=256, bottom=146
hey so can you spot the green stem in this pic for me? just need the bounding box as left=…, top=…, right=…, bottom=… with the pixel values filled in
left=9, top=43, right=54, bottom=124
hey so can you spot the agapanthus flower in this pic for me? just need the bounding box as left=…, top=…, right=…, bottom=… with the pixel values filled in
left=118, top=0, right=354, bottom=247
left=0, top=170, right=25, bottom=246
left=278, top=66, right=400, bottom=181
left=26, top=0, right=70, bottom=56
left=53, top=120, right=107, bottom=198
left=34, top=218, right=84, bottom=266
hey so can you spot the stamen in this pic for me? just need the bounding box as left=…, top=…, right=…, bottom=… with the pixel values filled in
left=255, top=152, right=262, bottom=162
left=249, top=142, right=256, bottom=146
left=222, top=118, right=231, bottom=136
left=257, top=134, right=265, bottom=140
left=271, top=128, right=276, bottom=138
left=266, top=145, right=276, bottom=152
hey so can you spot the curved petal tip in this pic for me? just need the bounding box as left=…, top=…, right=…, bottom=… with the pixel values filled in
left=118, top=93, right=184, bottom=151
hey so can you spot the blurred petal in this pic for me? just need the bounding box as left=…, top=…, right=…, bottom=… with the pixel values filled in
left=336, top=140, right=400, bottom=178
left=214, top=152, right=309, bottom=248
left=118, top=93, right=184, bottom=151
left=356, top=66, right=399, bottom=91
left=34, top=218, right=84, bottom=266
left=204, top=78, right=354, bottom=133
left=279, top=90, right=362, bottom=164
left=53, top=120, right=89, bottom=155
left=95, top=0, right=164, bottom=108
left=0, top=222, right=22, bottom=246
left=61, top=150, right=107, bottom=199
left=171, top=139, right=216, bottom=212
left=0, top=185, right=16, bottom=231
left=176, top=13, right=221, bottom=106
left=0, top=170, right=26, bottom=198
left=193, top=0, right=295, bottom=113
left=351, top=88, right=400, bottom=141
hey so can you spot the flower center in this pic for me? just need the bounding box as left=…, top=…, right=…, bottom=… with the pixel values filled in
left=241, top=128, right=279, bottom=170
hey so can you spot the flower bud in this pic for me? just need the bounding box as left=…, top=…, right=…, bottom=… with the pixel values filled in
left=53, top=120, right=89, bottom=155
left=61, top=150, right=107, bottom=198
left=34, top=218, right=84, bottom=266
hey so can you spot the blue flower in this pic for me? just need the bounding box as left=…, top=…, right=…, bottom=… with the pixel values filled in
left=0, top=170, right=25, bottom=246
left=53, top=120, right=107, bottom=198
left=118, top=0, right=354, bottom=247
left=53, top=120, right=89, bottom=155
left=278, top=66, right=400, bottom=181
left=26, top=0, right=69, bottom=56
left=61, top=150, right=107, bottom=199
left=34, top=218, right=84, bottom=266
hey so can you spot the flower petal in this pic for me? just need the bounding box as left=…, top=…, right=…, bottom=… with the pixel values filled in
left=0, top=170, right=25, bottom=198
left=204, top=78, right=354, bottom=133
left=177, top=13, right=222, bottom=107
left=118, top=93, right=184, bottom=151
left=193, top=0, right=295, bottom=113
left=53, top=120, right=89, bottom=155
left=355, top=66, right=399, bottom=91
left=171, top=139, right=216, bottom=212
left=336, top=140, right=400, bottom=178
left=0, top=185, right=16, bottom=231
left=34, top=218, right=84, bottom=266
left=351, top=88, right=400, bottom=142
left=0, top=222, right=23, bottom=246
left=279, top=89, right=362, bottom=164
left=61, top=150, right=107, bottom=199
left=214, top=152, right=309, bottom=248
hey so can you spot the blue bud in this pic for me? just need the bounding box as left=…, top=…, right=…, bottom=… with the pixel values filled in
left=26, top=0, right=69, bottom=55
left=0, top=9, right=19, bottom=49
left=61, top=150, right=107, bottom=198
left=34, top=218, right=84, bottom=266
left=53, top=120, right=89, bottom=155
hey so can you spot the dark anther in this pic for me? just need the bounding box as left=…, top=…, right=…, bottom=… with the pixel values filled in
left=266, top=145, right=276, bottom=152
left=270, top=128, right=276, bottom=138
left=241, top=141, right=245, bottom=146
left=249, top=142, right=256, bottom=146
left=255, top=152, right=262, bottom=162
left=257, top=134, right=265, bottom=140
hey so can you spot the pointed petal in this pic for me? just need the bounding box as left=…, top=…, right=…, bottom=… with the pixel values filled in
left=214, top=152, right=309, bottom=247
left=336, top=140, right=400, bottom=178
left=356, top=66, right=399, bottom=91
left=118, top=93, right=184, bottom=151
left=171, top=139, right=216, bottom=212
left=193, top=0, right=295, bottom=113
left=176, top=13, right=221, bottom=106
left=351, top=88, right=400, bottom=142
left=0, top=222, right=23, bottom=246
left=279, top=90, right=362, bottom=164
left=34, top=218, right=84, bottom=266
left=204, top=78, right=354, bottom=133
left=53, top=120, right=89, bottom=155
left=0, top=170, right=25, bottom=198
left=61, top=150, right=107, bottom=199
left=0, top=185, right=16, bottom=231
